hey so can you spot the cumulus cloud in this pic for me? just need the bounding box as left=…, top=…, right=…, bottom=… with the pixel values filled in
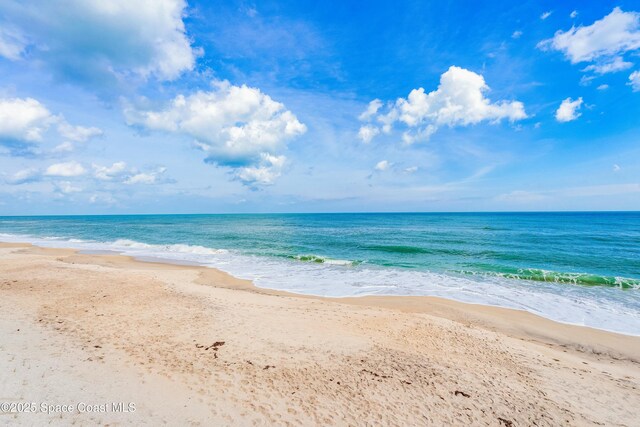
left=555, top=97, right=583, bottom=122
left=538, top=8, right=640, bottom=75
left=235, top=154, right=286, bottom=186
left=0, top=0, right=199, bottom=84
left=358, top=125, right=380, bottom=143
left=629, top=70, right=640, bottom=91
left=374, top=160, right=391, bottom=171
left=45, top=161, right=86, bottom=177
left=511, top=31, right=523, bottom=39
left=0, top=98, right=54, bottom=143
left=570, top=10, right=578, bottom=19
left=93, top=162, right=128, bottom=181
left=0, top=97, right=101, bottom=154
left=597, top=84, right=609, bottom=90
left=92, top=161, right=168, bottom=185
left=6, top=161, right=166, bottom=190
left=124, top=173, right=153, bottom=185
left=6, top=165, right=88, bottom=185
left=125, top=80, right=306, bottom=185
left=541, top=11, right=553, bottom=20
left=124, top=167, right=167, bottom=185
left=358, top=66, right=526, bottom=144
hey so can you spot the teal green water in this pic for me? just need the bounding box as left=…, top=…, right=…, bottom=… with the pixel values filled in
left=1, top=212, right=639, bottom=334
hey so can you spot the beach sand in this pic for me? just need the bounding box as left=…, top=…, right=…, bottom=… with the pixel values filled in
left=1, top=242, right=639, bottom=426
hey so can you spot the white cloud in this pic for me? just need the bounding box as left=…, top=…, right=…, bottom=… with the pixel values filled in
left=582, top=56, right=632, bottom=74
left=0, top=26, right=26, bottom=60
left=374, top=160, right=390, bottom=171
left=404, top=166, right=418, bottom=174
left=235, top=154, right=286, bottom=186
left=394, top=66, right=526, bottom=126
left=597, top=84, right=609, bottom=90
left=357, top=125, right=380, bottom=143
left=53, top=142, right=74, bottom=153
left=5, top=168, right=40, bottom=185
left=358, top=66, right=526, bottom=143
left=89, top=193, right=117, bottom=205
left=358, top=99, right=382, bottom=121
left=401, top=126, right=436, bottom=145
left=0, top=97, right=102, bottom=153
left=511, top=31, right=523, bottom=39
left=54, top=181, right=82, bottom=194
left=541, top=11, right=553, bottom=20
left=538, top=8, right=640, bottom=74
left=45, top=161, right=86, bottom=177
left=57, top=122, right=103, bottom=142
left=93, top=162, right=128, bottom=181
left=613, top=164, right=621, bottom=172
left=570, top=10, right=578, bottom=19
left=0, top=98, right=54, bottom=143
left=125, top=80, right=306, bottom=185
left=555, top=97, right=583, bottom=122
left=124, top=173, right=157, bottom=185
left=0, top=0, right=199, bottom=82
left=93, top=162, right=169, bottom=185
left=579, top=75, right=596, bottom=86
left=629, top=70, right=640, bottom=91
left=124, top=167, right=167, bottom=185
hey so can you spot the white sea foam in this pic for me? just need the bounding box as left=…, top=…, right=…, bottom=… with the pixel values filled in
left=292, top=254, right=357, bottom=265
left=111, top=239, right=228, bottom=256
left=2, top=232, right=640, bottom=336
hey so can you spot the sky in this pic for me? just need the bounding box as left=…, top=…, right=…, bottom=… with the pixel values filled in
left=1, top=0, right=640, bottom=214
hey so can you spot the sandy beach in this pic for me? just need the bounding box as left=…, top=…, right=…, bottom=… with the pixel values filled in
left=1, top=242, right=639, bottom=426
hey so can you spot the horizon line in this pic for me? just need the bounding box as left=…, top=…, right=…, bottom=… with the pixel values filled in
left=1, top=210, right=639, bottom=217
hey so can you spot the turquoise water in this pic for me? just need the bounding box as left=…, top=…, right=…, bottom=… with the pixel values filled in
left=1, top=212, right=639, bottom=335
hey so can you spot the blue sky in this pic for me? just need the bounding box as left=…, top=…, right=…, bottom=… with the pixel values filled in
left=1, top=0, right=639, bottom=214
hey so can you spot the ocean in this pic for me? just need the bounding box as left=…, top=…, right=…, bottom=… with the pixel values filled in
left=1, top=212, right=639, bottom=335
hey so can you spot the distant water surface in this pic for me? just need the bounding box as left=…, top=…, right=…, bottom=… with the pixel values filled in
left=1, top=212, right=639, bottom=335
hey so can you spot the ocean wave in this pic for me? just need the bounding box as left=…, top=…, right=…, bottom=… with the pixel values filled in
left=111, top=239, right=228, bottom=256
left=288, top=254, right=360, bottom=266
left=365, top=245, right=430, bottom=254
left=364, top=244, right=529, bottom=261
left=0, top=233, right=228, bottom=259
left=461, top=267, right=640, bottom=289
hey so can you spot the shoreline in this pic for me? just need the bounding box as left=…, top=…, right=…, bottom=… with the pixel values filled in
left=3, top=239, right=640, bottom=341
left=3, top=240, right=640, bottom=359
left=126, top=249, right=640, bottom=361
left=2, top=242, right=640, bottom=425
left=0, top=235, right=640, bottom=338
